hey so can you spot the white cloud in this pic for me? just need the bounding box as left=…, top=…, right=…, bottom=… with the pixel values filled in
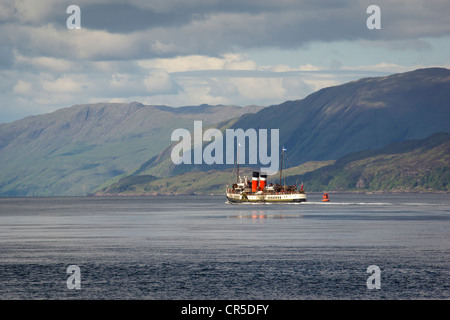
left=260, top=63, right=322, bottom=73
left=208, top=78, right=239, bottom=99
left=110, top=73, right=131, bottom=89
left=137, top=54, right=256, bottom=73
left=143, top=69, right=179, bottom=94
left=14, top=53, right=75, bottom=72
left=223, top=54, right=258, bottom=70
left=40, top=75, right=88, bottom=94
left=4, top=1, right=450, bottom=63
left=231, top=77, right=286, bottom=101
left=137, top=55, right=225, bottom=73
left=12, top=0, right=60, bottom=24
left=0, top=52, right=418, bottom=123
left=1, top=0, right=450, bottom=123
left=12, top=80, right=32, bottom=95
left=344, top=62, right=419, bottom=73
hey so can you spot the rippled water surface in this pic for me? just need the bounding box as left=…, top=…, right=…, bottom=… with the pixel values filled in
left=0, top=193, right=449, bottom=299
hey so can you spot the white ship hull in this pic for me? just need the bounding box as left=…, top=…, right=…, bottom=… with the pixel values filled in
left=226, top=191, right=306, bottom=203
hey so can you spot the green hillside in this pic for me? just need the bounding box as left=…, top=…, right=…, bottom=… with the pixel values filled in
left=94, top=161, right=334, bottom=196
left=131, top=68, right=450, bottom=180
left=286, top=132, right=450, bottom=192
left=1, top=68, right=449, bottom=196
left=96, top=133, right=449, bottom=195
left=97, top=133, right=450, bottom=195
left=0, top=103, right=263, bottom=196
left=230, top=68, right=450, bottom=165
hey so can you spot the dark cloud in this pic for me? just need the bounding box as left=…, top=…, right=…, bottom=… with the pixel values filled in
left=0, top=41, right=14, bottom=69
left=81, top=3, right=193, bottom=33
left=1, top=0, right=449, bottom=123
left=3, top=0, right=450, bottom=61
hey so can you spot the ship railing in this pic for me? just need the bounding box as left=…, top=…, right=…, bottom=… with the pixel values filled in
left=228, top=188, right=305, bottom=195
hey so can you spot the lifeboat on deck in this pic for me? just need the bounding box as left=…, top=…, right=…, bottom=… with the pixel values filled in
left=322, top=193, right=330, bottom=202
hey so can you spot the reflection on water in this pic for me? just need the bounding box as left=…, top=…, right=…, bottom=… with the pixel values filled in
left=228, top=214, right=304, bottom=220
left=0, top=193, right=449, bottom=299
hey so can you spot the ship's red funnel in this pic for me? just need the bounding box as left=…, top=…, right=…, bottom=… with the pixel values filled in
left=252, top=171, right=259, bottom=192
left=259, top=174, right=267, bottom=190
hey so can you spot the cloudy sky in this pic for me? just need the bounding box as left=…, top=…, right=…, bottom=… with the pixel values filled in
left=1, top=0, right=449, bottom=123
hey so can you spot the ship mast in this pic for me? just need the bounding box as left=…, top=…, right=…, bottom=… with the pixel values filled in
left=236, top=146, right=239, bottom=184
left=279, top=146, right=286, bottom=186
left=279, top=147, right=284, bottom=185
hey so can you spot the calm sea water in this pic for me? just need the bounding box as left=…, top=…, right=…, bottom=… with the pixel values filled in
left=0, top=193, right=449, bottom=300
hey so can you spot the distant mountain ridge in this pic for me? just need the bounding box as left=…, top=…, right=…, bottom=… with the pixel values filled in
left=95, top=132, right=450, bottom=195
left=125, top=67, right=450, bottom=179
left=1, top=67, right=449, bottom=196
left=230, top=67, right=450, bottom=164
left=0, top=103, right=263, bottom=196
left=286, top=132, right=450, bottom=192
